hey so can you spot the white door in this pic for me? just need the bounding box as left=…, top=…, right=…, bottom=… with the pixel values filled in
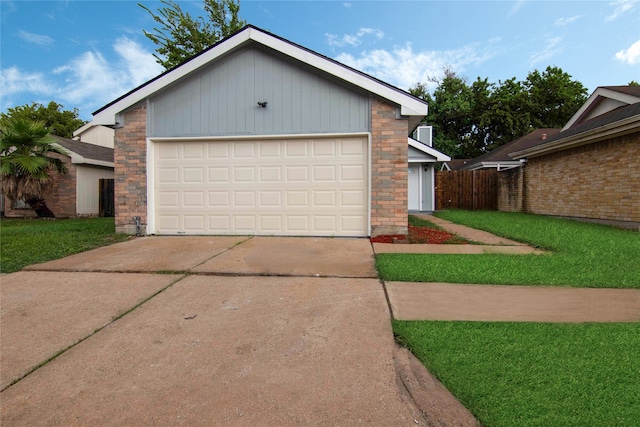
left=408, top=165, right=420, bottom=211
left=153, top=137, right=368, bottom=236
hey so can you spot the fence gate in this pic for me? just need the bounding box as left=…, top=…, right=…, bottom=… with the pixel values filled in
left=435, top=170, right=498, bottom=210
left=99, top=179, right=115, bottom=217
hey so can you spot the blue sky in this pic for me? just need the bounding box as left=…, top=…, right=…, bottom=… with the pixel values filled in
left=1, top=0, right=639, bottom=121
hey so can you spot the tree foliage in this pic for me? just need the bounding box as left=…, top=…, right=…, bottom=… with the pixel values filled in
left=140, top=0, right=246, bottom=70
left=411, top=66, right=588, bottom=158
left=0, top=118, right=68, bottom=217
left=0, top=101, right=85, bottom=139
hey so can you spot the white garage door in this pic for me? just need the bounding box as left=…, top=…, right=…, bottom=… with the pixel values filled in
left=153, top=137, right=368, bottom=236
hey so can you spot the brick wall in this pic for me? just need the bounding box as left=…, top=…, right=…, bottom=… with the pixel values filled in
left=3, top=153, right=76, bottom=218
left=497, top=167, right=524, bottom=212
left=114, top=104, right=148, bottom=234
left=370, top=98, right=409, bottom=236
left=498, top=131, right=640, bottom=224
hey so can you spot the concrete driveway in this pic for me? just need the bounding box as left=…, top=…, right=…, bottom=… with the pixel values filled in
left=1, top=236, right=475, bottom=426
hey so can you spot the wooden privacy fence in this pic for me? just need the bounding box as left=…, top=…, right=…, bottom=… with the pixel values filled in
left=435, top=170, right=498, bottom=210
left=99, top=179, right=115, bottom=217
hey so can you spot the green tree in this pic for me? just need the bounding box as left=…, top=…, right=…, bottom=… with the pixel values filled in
left=524, top=66, right=588, bottom=129
left=410, top=69, right=473, bottom=158
left=628, top=80, right=639, bottom=86
left=0, top=118, right=68, bottom=217
left=0, top=102, right=85, bottom=139
left=140, top=0, right=246, bottom=70
left=411, top=66, right=588, bottom=158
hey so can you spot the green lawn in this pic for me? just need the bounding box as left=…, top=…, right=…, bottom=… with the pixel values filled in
left=377, top=211, right=640, bottom=288
left=393, top=321, right=640, bottom=427
left=386, top=211, right=640, bottom=426
left=0, top=217, right=129, bottom=273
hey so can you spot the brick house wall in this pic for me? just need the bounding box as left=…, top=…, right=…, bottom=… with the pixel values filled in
left=369, top=98, right=408, bottom=236
left=3, top=153, right=76, bottom=218
left=114, top=104, right=148, bottom=235
left=497, top=167, right=525, bottom=212
left=498, top=131, right=640, bottom=224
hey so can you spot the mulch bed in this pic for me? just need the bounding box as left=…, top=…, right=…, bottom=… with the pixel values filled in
left=371, top=225, right=463, bottom=244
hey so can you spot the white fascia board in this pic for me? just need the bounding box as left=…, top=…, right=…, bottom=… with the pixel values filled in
left=408, top=138, right=451, bottom=161
left=92, top=27, right=427, bottom=124
left=253, top=29, right=428, bottom=116
left=512, top=115, right=640, bottom=159
left=73, top=122, right=94, bottom=137
left=563, top=87, right=640, bottom=130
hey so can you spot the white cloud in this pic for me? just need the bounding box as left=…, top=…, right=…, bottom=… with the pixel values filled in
left=605, top=0, right=639, bottom=22
left=555, top=15, right=582, bottom=26
left=0, top=66, right=54, bottom=97
left=53, top=37, right=163, bottom=108
left=2, top=37, right=161, bottom=118
left=343, top=2, right=352, bottom=8
left=335, top=42, right=498, bottom=91
left=326, top=27, right=385, bottom=48
left=529, top=35, right=563, bottom=66
left=18, top=30, right=54, bottom=47
left=615, top=39, right=640, bottom=64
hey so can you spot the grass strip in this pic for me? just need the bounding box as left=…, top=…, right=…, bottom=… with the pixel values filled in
left=393, top=320, right=640, bottom=427
left=377, top=211, right=640, bottom=289
left=0, top=218, right=129, bottom=273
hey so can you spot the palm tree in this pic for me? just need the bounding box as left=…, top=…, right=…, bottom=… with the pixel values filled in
left=0, top=118, right=68, bottom=217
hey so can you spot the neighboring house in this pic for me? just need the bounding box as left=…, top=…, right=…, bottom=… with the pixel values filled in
left=3, top=136, right=114, bottom=218
left=499, top=85, right=640, bottom=227
left=408, top=125, right=450, bottom=212
left=73, top=123, right=115, bottom=148
left=440, top=159, right=472, bottom=171
left=86, top=25, right=438, bottom=237
left=460, top=128, right=560, bottom=171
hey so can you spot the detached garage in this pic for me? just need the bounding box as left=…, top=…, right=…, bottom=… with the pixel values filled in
left=90, top=25, right=430, bottom=237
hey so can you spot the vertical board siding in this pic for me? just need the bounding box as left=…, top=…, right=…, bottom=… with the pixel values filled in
left=435, top=170, right=498, bottom=210
left=148, top=45, right=370, bottom=137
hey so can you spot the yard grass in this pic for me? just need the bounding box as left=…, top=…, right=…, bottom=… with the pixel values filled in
left=0, top=217, right=129, bottom=273
left=393, top=320, right=640, bottom=427
left=387, top=211, right=640, bottom=426
left=377, top=211, right=640, bottom=289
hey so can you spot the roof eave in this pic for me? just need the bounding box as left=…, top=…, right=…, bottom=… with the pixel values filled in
left=562, top=87, right=640, bottom=130
left=408, top=138, right=451, bottom=161
left=512, top=114, right=640, bottom=159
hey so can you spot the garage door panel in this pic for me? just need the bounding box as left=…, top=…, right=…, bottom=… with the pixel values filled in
left=208, top=167, right=229, bottom=183
left=154, top=137, right=368, bottom=236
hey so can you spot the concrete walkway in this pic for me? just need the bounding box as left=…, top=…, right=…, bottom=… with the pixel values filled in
left=377, top=215, right=640, bottom=323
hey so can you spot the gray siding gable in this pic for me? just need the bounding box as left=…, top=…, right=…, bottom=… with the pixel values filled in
left=148, top=44, right=371, bottom=138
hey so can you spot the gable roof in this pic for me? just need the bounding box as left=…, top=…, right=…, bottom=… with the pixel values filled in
left=408, top=138, right=451, bottom=162
left=511, top=103, right=640, bottom=159
left=91, top=25, right=428, bottom=128
left=461, top=128, right=560, bottom=170
left=53, top=136, right=114, bottom=168
left=562, top=85, right=640, bottom=130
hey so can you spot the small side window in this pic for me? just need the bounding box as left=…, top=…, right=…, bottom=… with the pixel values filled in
left=13, top=199, right=30, bottom=209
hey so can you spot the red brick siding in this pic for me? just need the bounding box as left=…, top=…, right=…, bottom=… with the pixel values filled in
left=370, top=98, right=408, bottom=236
left=3, top=153, right=76, bottom=218
left=114, top=104, right=148, bottom=234
left=498, top=131, right=639, bottom=224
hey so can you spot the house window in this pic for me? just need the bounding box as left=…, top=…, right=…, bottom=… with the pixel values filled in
left=12, top=199, right=30, bottom=209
